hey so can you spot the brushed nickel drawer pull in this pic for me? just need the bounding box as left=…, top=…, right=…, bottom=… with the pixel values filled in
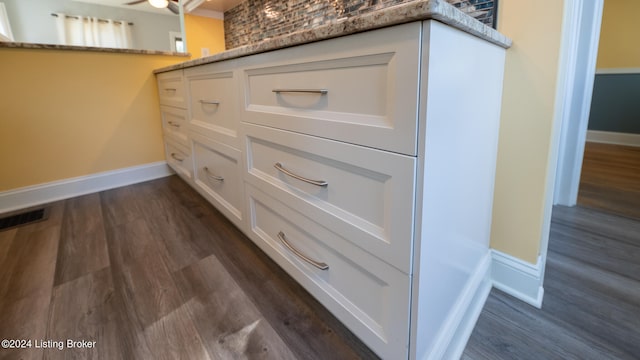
left=272, top=89, right=328, bottom=95
left=274, top=163, right=328, bottom=187
left=199, top=99, right=221, bottom=105
left=278, top=231, right=329, bottom=270
left=170, top=153, right=184, bottom=162
left=167, top=121, right=180, bottom=128
left=203, top=167, right=224, bottom=182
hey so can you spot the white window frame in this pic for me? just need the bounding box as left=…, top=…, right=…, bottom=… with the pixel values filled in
left=169, top=31, right=184, bottom=52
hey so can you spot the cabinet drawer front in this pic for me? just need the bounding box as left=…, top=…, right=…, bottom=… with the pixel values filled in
left=192, top=134, right=244, bottom=227
left=244, top=124, right=416, bottom=274
left=242, top=22, right=420, bottom=155
left=157, top=70, right=186, bottom=108
left=246, top=184, right=410, bottom=359
left=186, top=64, right=239, bottom=147
left=165, top=139, right=192, bottom=180
left=161, top=106, right=188, bottom=146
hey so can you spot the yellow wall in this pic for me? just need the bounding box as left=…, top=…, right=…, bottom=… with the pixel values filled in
left=0, top=48, right=185, bottom=191
left=184, top=14, right=225, bottom=58
left=596, top=0, right=640, bottom=69
left=490, top=0, right=565, bottom=263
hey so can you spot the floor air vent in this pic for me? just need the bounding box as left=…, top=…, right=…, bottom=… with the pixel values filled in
left=0, top=208, right=48, bottom=231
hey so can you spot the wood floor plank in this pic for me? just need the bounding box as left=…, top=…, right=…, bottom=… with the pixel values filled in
left=139, top=187, right=217, bottom=272
left=100, top=186, right=145, bottom=227
left=0, top=226, right=60, bottom=304
left=0, top=294, right=51, bottom=360
left=543, top=263, right=640, bottom=358
left=105, top=219, right=184, bottom=330
left=551, top=205, right=640, bottom=248
left=54, top=194, right=110, bottom=286
left=546, top=252, right=640, bottom=308
left=45, top=267, right=120, bottom=360
left=463, top=292, right=589, bottom=360
left=0, top=227, right=17, bottom=270
left=578, top=142, right=640, bottom=219
left=142, top=302, right=211, bottom=360
left=173, top=255, right=298, bottom=360
left=0, top=226, right=60, bottom=360
left=549, top=209, right=640, bottom=280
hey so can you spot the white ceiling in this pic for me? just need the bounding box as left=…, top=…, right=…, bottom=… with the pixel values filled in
left=73, top=0, right=244, bottom=15
left=196, top=0, right=244, bottom=12
left=72, top=0, right=175, bottom=15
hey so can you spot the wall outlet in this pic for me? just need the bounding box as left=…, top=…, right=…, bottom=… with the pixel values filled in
left=201, top=48, right=210, bottom=57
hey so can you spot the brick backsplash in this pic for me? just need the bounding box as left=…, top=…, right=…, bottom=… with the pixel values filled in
left=223, top=0, right=496, bottom=49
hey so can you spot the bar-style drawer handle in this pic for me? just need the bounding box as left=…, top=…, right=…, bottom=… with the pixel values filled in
left=203, top=167, right=224, bottom=182
left=170, top=153, right=184, bottom=162
left=164, top=88, right=177, bottom=92
left=278, top=231, right=329, bottom=270
left=167, top=121, right=180, bottom=128
left=274, top=163, right=328, bottom=187
left=272, top=89, right=328, bottom=95
left=199, top=99, right=221, bottom=105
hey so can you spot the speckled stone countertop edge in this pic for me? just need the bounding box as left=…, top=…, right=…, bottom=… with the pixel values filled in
left=0, top=41, right=190, bottom=57
left=154, top=0, right=511, bottom=74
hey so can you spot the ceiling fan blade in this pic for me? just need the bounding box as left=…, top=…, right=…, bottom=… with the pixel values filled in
left=124, top=0, right=146, bottom=5
left=167, top=1, right=179, bottom=14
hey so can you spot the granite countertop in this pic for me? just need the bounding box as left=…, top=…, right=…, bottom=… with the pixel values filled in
left=154, top=0, right=511, bottom=74
left=0, top=41, right=190, bottom=57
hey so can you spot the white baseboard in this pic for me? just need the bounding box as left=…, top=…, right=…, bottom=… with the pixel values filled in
left=429, top=251, right=493, bottom=360
left=595, top=68, right=640, bottom=75
left=491, top=250, right=544, bottom=308
left=0, top=162, right=174, bottom=214
left=586, top=130, right=640, bottom=147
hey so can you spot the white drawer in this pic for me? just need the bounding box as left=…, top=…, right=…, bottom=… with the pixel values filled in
left=157, top=70, right=186, bottom=109
left=243, top=123, right=416, bottom=274
left=241, top=22, right=420, bottom=155
left=191, top=133, right=244, bottom=228
left=186, top=62, right=240, bottom=148
left=164, top=138, right=193, bottom=181
left=161, top=106, right=188, bottom=146
left=245, top=184, right=410, bottom=360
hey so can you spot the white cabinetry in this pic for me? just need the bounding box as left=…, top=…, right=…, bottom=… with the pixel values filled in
left=157, top=66, right=246, bottom=226
left=191, top=132, right=245, bottom=228
left=242, top=23, right=420, bottom=156
left=157, top=69, right=186, bottom=108
left=156, top=19, right=506, bottom=360
left=185, top=61, right=241, bottom=148
left=157, top=69, right=193, bottom=181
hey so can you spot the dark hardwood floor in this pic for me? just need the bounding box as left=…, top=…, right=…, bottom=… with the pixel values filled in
left=578, top=142, right=640, bottom=220
left=0, top=176, right=377, bottom=360
left=464, top=142, right=640, bottom=359
left=2, top=141, right=638, bottom=359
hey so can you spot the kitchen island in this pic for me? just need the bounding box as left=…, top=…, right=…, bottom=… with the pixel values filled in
left=155, top=1, right=510, bottom=359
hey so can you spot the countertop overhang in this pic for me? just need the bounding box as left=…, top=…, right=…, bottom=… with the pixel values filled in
left=154, top=0, right=511, bottom=74
left=0, top=41, right=190, bottom=56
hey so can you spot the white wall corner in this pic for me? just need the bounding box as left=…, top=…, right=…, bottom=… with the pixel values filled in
left=0, top=162, right=174, bottom=214
left=586, top=130, right=640, bottom=147
left=490, top=250, right=544, bottom=308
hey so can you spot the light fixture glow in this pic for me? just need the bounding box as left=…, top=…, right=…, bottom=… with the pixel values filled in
left=148, top=0, right=169, bottom=8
